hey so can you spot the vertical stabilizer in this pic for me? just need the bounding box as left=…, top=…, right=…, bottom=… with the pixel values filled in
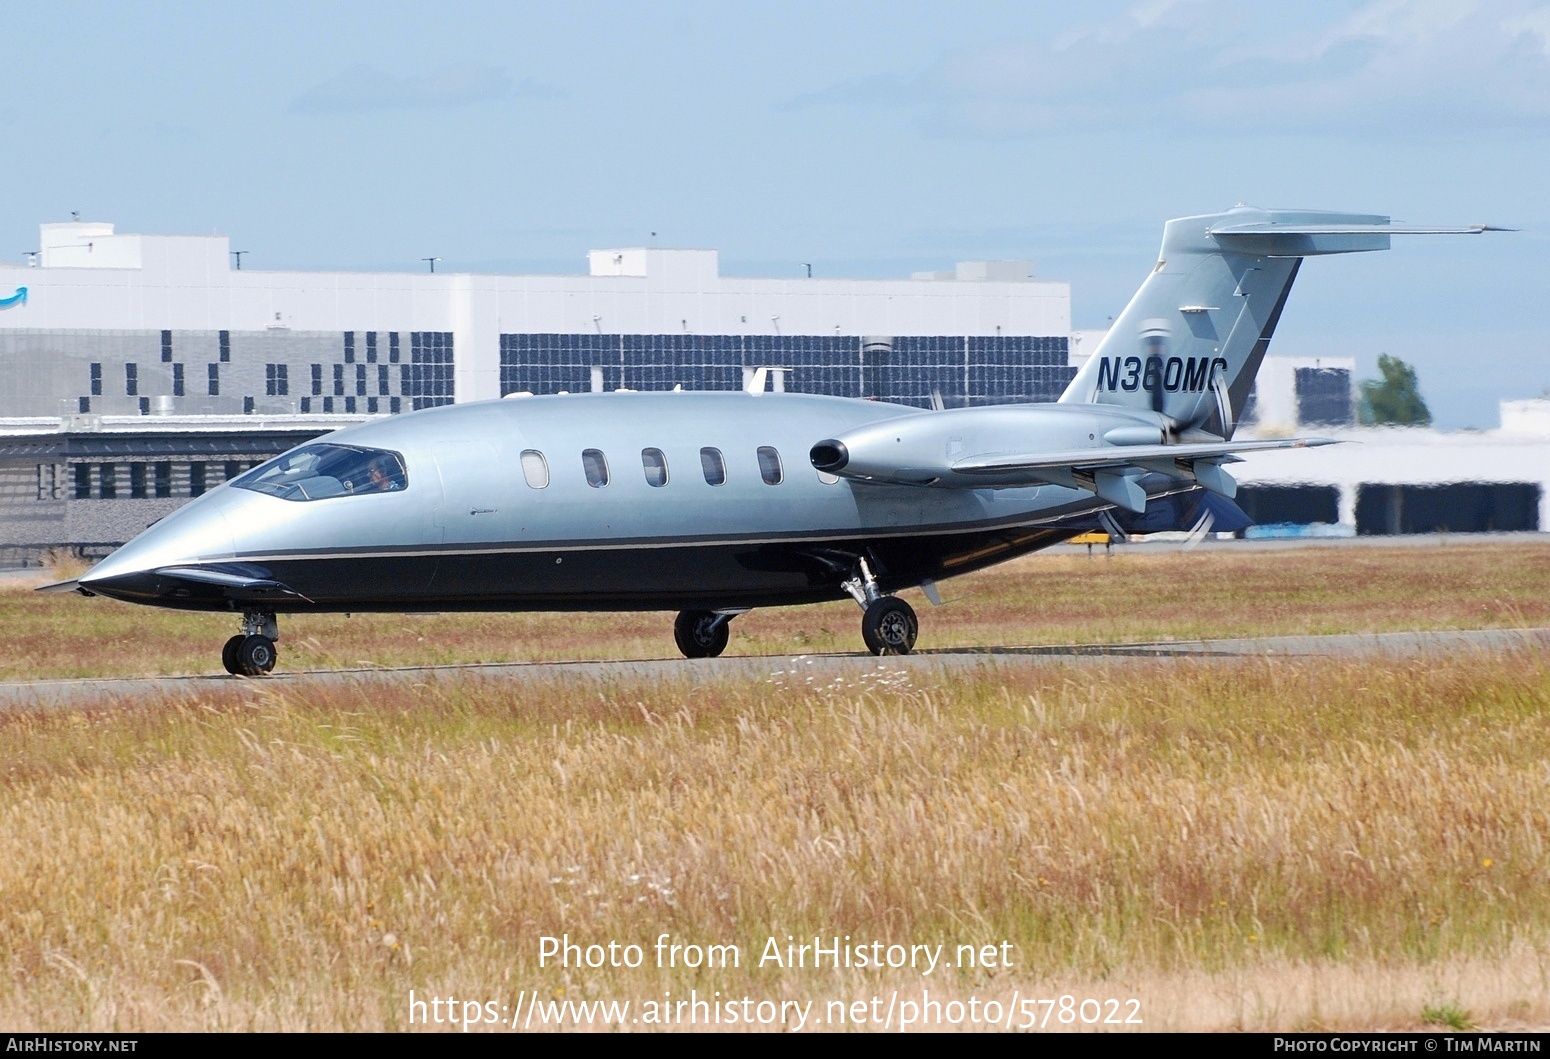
left=1060, top=206, right=1399, bottom=438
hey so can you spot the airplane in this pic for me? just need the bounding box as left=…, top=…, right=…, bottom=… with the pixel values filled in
left=42, top=206, right=1494, bottom=675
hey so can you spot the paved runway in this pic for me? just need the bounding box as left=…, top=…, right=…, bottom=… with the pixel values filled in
left=2, top=626, right=1546, bottom=711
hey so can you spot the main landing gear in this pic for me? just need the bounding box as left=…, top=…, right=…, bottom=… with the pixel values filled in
left=671, top=559, right=920, bottom=659
left=844, top=557, right=917, bottom=656
left=222, top=611, right=279, bottom=677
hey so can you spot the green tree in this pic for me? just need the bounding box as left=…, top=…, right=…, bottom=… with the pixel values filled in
left=1359, top=354, right=1432, bottom=426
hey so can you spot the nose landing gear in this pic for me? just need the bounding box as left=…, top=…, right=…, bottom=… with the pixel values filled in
left=843, top=556, right=917, bottom=656
left=223, top=611, right=279, bottom=676
left=674, top=609, right=734, bottom=658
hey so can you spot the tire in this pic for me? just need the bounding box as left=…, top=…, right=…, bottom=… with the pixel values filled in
left=221, top=634, right=246, bottom=675
left=236, top=634, right=277, bottom=676
left=861, top=596, right=918, bottom=656
left=674, top=610, right=730, bottom=659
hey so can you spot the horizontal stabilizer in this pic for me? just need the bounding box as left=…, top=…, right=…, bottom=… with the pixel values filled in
left=1211, top=223, right=1504, bottom=236
left=1208, top=220, right=1502, bottom=258
left=34, top=578, right=86, bottom=595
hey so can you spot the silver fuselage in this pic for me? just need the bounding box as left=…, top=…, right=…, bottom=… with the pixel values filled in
left=76, top=391, right=1161, bottom=613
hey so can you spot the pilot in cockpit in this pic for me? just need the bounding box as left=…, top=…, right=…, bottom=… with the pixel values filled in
left=364, top=457, right=403, bottom=492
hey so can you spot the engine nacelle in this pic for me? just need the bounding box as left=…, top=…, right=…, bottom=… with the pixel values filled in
left=809, top=404, right=1166, bottom=488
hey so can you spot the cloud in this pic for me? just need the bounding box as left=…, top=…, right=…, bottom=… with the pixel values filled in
left=790, top=0, right=1550, bottom=137
left=288, top=64, right=560, bottom=114
left=1501, top=5, right=1550, bottom=53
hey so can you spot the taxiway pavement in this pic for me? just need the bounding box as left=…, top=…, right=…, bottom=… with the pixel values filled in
left=1, top=626, right=1546, bottom=712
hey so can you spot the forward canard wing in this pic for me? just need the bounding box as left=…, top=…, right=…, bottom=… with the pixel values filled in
left=51, top=563, right=306, bottom=606
left=149, top=565, right=303, bottom=596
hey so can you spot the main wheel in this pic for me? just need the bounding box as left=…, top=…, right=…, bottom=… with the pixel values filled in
left=674, top=610, right=730, bottom=659
left=221, top=634, right=246, bottom=675
left=861, top=596, right=918, bottom=656
left=236, top=634, right=277, bottom=676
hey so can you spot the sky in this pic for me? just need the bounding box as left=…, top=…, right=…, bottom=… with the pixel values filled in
left=2, top=0, right=1547, bottom=428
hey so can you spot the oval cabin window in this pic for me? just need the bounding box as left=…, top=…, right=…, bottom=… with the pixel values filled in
left=757, top=446, right=783, bottom=486
left=520, top=449, right=549, bottom=489
left=641, top=448, right=669, bottom=487
left=582, top=448, right=610, bottom=488
left=700, top=447, right=726, bottom=486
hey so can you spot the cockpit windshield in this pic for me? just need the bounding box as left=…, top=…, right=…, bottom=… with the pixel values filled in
left=231, top=443, right=408, bottom=502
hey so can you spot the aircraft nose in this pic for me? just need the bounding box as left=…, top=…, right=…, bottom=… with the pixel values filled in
left=79, top=490, right=240, bottom=591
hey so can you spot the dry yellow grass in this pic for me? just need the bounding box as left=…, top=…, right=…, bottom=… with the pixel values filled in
left=3, top=538, right=1548, bottom=680
left=1, top=650, right=1547, bottom=1031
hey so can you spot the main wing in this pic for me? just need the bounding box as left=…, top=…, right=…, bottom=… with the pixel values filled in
left=951, top=436, right=1336, bottom=512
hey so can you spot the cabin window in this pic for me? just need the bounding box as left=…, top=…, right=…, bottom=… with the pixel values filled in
left=757, top=446, right=783, bottom=486
left=700, top=447, right=726, bottom=486
left=817, top=470, right=839, bottom=485
left=641, top=448, right=669, bottom=487
left=520, top=449, right=549, bottom=489
left=582, top=448, right=610, bottom=488
left=231, top=443, right=408, bottom=501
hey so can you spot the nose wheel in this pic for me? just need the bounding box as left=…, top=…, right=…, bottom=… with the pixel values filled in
left=223, top=611, right=279, bottom=676
left=674, top=609, right=732, bottom=658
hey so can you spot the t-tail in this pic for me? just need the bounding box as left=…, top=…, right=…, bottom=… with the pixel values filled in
left=1059, top=205, right=1498, bottom=439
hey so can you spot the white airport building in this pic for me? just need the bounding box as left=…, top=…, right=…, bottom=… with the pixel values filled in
left=0, top=219, right=1071, bottom=418
left=0, top=218, right=1545, bottom=562
left=1230, top=409, right=1550, bottom=537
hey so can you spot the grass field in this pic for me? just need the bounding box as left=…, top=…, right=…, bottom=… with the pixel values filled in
left=0, top=541, right=1547, bottom=1032
left=3, top=539, right=1548, bottom=680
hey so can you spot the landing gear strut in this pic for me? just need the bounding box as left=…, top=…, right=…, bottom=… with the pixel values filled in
left=843, top=556, right=918, bottom=655
left=674, top=609, right=733, bottom=658
left=223, top=611, right=279, bottom=676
